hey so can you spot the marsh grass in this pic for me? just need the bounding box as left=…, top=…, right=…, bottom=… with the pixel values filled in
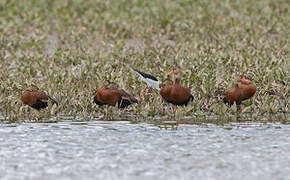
left=0, top=0, right=289, bottom=122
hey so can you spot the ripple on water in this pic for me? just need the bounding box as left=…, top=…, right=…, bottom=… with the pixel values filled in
left=0, top=121, right=290, bottom=180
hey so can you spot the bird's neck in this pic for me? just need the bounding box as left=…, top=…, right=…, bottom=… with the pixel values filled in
left=174, top=72, right=182, bottom=83
left=174, top=77, right=181, bottom=84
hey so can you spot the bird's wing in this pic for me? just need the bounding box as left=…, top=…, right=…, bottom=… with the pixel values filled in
left=36, top=91, right=58, bottom=106
left=35, top=91, right=49, bottom=101
left=130, top=68, right=160, bottom=91
left=118, top=89, right=138, bottom=103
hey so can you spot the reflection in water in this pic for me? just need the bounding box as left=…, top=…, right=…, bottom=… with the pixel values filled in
left=0, top=121, right=290, bottom=180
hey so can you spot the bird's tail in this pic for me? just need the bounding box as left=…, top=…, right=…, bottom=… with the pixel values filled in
left=222, top=97, right=232, bottom=106
left=190, top=94, right=194, bottom=101
left=48, top=96, right=58, bottom=106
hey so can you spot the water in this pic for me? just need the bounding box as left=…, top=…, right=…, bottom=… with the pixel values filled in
left=0, top=121, right=290, bottom=180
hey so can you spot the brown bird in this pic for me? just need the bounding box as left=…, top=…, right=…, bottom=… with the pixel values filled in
left=94, top=81, right=138, bottom=109
left=159, top=79, right=173, bottom=103
left=223, top=77, right=256, bottom=106
left=20, top=85, right=58, bottom=110
left=160, top=66, right=194, bottom=106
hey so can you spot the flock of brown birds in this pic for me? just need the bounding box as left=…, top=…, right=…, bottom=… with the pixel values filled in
left=20, top=66, right=256, bottom=112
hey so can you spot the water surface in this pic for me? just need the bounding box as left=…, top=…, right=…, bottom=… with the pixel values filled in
left=0, top=121, right=289, bottom=180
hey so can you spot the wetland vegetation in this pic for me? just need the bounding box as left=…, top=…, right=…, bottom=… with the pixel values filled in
left=0, top=0, right=289, bottom=122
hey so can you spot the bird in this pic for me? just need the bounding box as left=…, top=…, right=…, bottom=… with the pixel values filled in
left=223, top=77, right=256, bottom=106
left=160, top=66, right=194, bottom=106
left=159, top=79, right=174, bottom=103
left=20, top=85, right=58, bottom=110
left=132, top=66, right=194, bottom=106
left=93, top=81, right=138, bottom=109
left=130, top=68, right=160, bottom=97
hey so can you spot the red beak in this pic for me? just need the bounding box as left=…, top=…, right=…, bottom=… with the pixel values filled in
left=168, top=70, right=174, bottom=75
left=241, top=77, right=248, bottom=82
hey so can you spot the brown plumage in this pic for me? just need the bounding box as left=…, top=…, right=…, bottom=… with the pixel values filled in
left=20, top=85, right=58, bottom=110
left=159, top=66, right=194, bottom=106
left=94, top=81, right=138, bottom=109
left=159, top=79, right=173, bottom=103
left=223, top=77, right=256, bottom=106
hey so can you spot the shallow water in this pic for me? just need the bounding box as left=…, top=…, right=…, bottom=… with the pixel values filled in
left=0, top=121, right=290, bottom=180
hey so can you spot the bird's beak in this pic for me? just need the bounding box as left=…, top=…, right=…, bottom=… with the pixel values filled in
left=168, top=70, right=174, bottom=75
left=241, top=77, right=248, bottom=82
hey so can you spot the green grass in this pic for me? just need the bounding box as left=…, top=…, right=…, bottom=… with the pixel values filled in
left=0, top=0, right=289, bottom=122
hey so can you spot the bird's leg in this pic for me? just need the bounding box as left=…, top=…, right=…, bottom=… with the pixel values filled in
left=108, top=107, right=113, bottom=120
left=140, top=85, right=148, bottom=98
left=237, top=104, right=241, bottom=112
left=172, top=104, right=177, bottom=120
left=173, top=104, right=181, bottom=126
left=104, top=107, right=108, bottom=120
left=33, top=110, right=41, bottom=122
left=145, top=86, right=151, bottom=96
left=233, top=103, right=242, bottom=113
